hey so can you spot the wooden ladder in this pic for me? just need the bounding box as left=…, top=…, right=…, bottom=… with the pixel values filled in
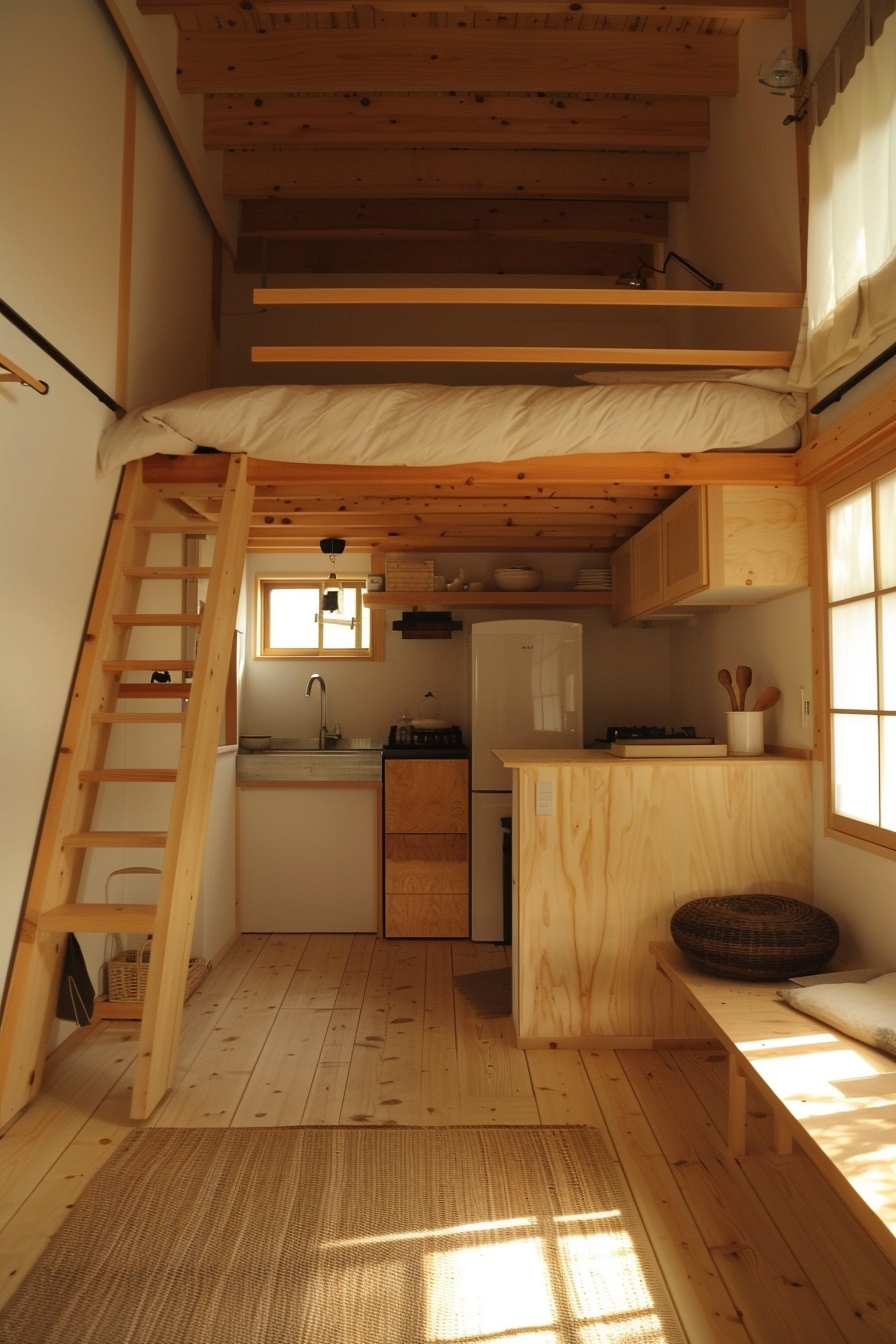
left=0, top=454, right=254, bottom=1124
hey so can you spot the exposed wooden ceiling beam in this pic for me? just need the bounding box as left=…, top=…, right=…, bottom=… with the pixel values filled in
left=225, top=147, right=690, bottom=199
left=255, top=286, right=804, bottom=306
left=235, top=238, right=644, bottom=273
left=246, top=528, right=635, bottom=550
left=252, top=344, right=794, bottom=365
left=143, top=1, right=787, bottom=20
left=206, top=92, right=710, bottom=152
left=178, top=31, right=739, bottom=98
left=239, top=197, right=669, bottom=243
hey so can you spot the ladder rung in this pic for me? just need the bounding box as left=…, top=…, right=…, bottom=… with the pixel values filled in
left=103, top=660, right=196, bottom=672
left=63, top=831, right=168, bottom=848
left=112, top=614, right=202, bottom=627
left=78, top=769, right=178, bottom=783
left=40, top=903, right=157, bottom=934
left=117, top=684, right=192, bottom=698
left=122, top=567, right=212, bottom=579
left=93, top=712, right=187, bottom=724
left=133, top=521, right=218, bottom=534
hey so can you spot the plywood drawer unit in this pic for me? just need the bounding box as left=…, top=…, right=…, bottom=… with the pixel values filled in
left=384, top=757, right=469, bottom=937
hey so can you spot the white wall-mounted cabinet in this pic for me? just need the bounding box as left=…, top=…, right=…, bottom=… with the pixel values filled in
left=611, top=485, right=808, bottom=624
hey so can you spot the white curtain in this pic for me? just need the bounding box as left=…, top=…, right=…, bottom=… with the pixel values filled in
left=789, top=9, right=896, bottom=389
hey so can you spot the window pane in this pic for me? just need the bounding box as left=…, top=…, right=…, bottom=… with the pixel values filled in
left=830, top=599, right=878, bottom=709
left=883, top=592, right=896, bottom=712
left=828, top=488, right=873, bottom=600
left=883, top=716, right=896, bottom=832
left=269, top=586, right=320, bottom=648
left=833, top=713, right=880, bottom=825
left=321, top=587, right=357, bottom=650
left=878, top=471, right=896, bottom=589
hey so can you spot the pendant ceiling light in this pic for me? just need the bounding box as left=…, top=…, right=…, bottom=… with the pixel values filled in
left=320, top=537, right=346, bottom=613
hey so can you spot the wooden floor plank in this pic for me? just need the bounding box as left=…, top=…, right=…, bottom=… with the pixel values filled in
left=420, top=940, right=462, bottom=1125
left=2, top=934, right=893, bottom=1343
left=620, top=1048, right=850, bottom=1344
left=339, top=938, right=427, bottom=1125
left=152, top=936, right=310, bottom=1127
left=678, top=1049, right=896, bottom=1342
left=582, top=1050, right=754, bottom=1344
left=0, top=1025, right=139, bottom=1235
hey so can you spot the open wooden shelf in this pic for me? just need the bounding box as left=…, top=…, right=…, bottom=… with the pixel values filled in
left=364, top=589, right=612, bottom=608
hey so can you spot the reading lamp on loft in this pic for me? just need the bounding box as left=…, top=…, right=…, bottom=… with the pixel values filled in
left=320, top=537, right=346, bottom=613
left=616, top=252, right=723, bottom=291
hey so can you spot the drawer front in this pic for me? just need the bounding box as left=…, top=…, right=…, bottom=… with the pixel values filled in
left=385, top=833, right=468, bottom=893
left=385, top=892, right=469, bottom=939
left=384, top=758, right=469, bottom=833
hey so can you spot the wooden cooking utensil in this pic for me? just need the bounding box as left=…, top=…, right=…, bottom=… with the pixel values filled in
left=735, top=665, right=752, bottom=712
left=751, top=686, right=781, bottom=712
left=718, top=668, right=739, bottom=711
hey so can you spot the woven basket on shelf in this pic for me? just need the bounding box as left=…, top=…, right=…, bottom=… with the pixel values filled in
left=670, top=894, right=839, bottom=981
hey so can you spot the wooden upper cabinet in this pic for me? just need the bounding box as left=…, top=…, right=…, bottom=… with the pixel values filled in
left=611, top=484, right=808, bottom=622
left=384, top=758, right=469, bottom=834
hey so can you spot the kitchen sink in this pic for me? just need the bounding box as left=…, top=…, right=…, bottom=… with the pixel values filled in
left=236, top=737, right=384, bottom=782
left=259, top=737, right=385, bottom=754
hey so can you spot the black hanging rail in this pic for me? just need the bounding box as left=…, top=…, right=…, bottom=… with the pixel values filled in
left=0, top=296, right=124, bottom=414
left=811, top=337, right=896, bottom=414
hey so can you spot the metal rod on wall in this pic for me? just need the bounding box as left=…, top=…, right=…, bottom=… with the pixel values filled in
left=0, top=296, right=124, bottom=414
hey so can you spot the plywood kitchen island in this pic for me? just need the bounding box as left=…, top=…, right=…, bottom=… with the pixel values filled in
left=494, top=749, right=812, bottom=1049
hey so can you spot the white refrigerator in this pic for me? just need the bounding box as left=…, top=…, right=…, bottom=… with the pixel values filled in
left=470, top=619, right=583, bottom=940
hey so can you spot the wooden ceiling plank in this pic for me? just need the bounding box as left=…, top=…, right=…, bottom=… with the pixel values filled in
left=239, top=197, right=669, bottom=240
left=226, top=147, right=690, bottom=200
left=178, top=31, right=739, bottom=98
left=252, top=344, right=793, bottom=366
left=255, top=286, right=803, bottom=307
left=143, top=3, right=787, bottom=16
left=235, top=238, right=646, bottom=274
left=205, top=92, right=710, bottom=152
left=243, top=496, right=667, bottom=516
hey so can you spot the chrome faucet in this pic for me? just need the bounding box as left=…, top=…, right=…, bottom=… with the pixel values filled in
left=305, top=673, right=338, bottom=749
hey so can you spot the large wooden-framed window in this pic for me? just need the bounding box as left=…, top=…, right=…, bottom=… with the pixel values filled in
left=256, top=575, right=382, bottom=660
left=820, top=447, right=896, bottom=856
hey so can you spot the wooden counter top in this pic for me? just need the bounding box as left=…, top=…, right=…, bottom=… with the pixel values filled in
left=494, top=748, right=784, bottom=766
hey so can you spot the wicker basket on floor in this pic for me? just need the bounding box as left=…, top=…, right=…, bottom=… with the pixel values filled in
left=107, top=941, right=208, bottom=1003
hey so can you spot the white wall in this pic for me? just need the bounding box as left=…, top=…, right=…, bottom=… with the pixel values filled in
left=669, top=590, right=813, bottom=752
left=0, top=0, right=216, bottom=1028
left=239, top=550, right=675, bottom=746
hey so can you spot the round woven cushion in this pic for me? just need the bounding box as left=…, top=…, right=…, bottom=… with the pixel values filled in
left=670, top=894, right=839, bottom=981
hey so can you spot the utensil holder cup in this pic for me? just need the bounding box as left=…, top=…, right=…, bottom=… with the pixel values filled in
left=726, top=711, right=764, bottom=756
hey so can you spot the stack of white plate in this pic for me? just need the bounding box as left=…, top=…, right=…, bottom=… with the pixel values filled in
left=573, top=567, right=612, bottom=591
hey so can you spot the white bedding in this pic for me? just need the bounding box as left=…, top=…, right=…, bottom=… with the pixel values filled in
left=97, top=374, right=804, bottom=475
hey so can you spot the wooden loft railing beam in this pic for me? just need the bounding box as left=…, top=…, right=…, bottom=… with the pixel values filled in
left=255, top=287, right=803, bottom=308
left=177, top=31, right=739, bottom=98
left=251, top=345, right=794, bottom=367
left=0, top=350, right=48, bottom=394
left=141, top=452, right=800, bottom=491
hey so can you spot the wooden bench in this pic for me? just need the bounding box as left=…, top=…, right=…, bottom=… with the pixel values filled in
left=652, top=940, right=896, bottom=1270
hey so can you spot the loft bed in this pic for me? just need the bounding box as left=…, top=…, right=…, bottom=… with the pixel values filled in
left=99, top=285, right=806, bottom=478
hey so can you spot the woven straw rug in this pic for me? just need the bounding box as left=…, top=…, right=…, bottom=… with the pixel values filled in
left=0, top=1126, right=685, bottom=1344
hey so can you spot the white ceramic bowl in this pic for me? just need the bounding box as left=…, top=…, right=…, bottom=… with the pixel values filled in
left=239, top=734, right=272, bottom=753
left=493, top=568, right=542, bottom=592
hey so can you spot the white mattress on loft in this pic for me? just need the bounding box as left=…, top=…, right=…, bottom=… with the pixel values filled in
left=97, top=372, right=804, bottom=475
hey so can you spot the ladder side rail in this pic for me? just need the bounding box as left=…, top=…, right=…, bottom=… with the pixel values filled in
left=0, top=462, right=153, bottom=1128
left=131, top=455, right=254, bottom=1120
